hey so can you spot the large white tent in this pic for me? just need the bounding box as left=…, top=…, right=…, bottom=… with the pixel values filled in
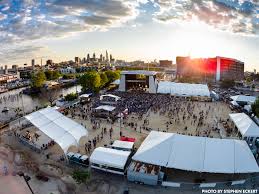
left=132, top=131, right=259, bottom=173
left=157, top=81, right=210, bottom=97
left=229, top=113, right=259, bottom=138
left=25, top=107, right=88, bottom=153
left=90, top=147, right=131, bottom=170
left=230, top=95, right=256, bottom=105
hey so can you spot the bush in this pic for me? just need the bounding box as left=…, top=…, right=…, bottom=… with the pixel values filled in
left=252, top=97, right=259, bottom=117
left=72, top=170, right=90, bottom=184
left=64, top=92, right=78, bottom=101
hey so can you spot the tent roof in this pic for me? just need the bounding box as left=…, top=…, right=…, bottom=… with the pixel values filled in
left=90, top=147, right=130, bottom=169
left=95, top=105, right=116, bottom=112
left=79, top=93, right=92, bottom=98
left=25, top=107, right=88, bottom=153
left=230, top=95, right=256, bottom=104
left=121, top=70, right=157, bottom=76
left=229, top=113, right=259, bottom=137
left=157, top=81, right=210, bottom=97
left=132, top=131, right=259, bottom=173
left=230, top=101, right=239, bottom=106
left=112, top=140, right=134, bottom=150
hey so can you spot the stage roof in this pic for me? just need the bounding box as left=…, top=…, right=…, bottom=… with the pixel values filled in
left=229, top=113, right=259, bottom=137
left=100, top=94, right=121, bottom=101
left=230, top=95, right=256, bottom=104
left=157, top=81, right=210, bottom=97
left=25, top=107, right=88, bottom=153
left=90, top=147, right=131, bottom=169
left=121, top=70, right=157, bottom=76
left=132, top=131, right=259, bottom=173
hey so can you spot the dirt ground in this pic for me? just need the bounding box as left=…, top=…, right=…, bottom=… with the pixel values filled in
left=0, top=97, right=245, bottom=194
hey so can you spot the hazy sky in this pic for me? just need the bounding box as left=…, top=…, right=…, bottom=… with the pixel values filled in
left=0, top=0, right=258, bottom=71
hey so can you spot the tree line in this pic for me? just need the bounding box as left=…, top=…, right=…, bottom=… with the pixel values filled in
left=79, top=70, right=120, bottom=93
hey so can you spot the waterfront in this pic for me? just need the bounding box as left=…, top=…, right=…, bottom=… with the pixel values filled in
left=0, top=85, right=82, bottom=123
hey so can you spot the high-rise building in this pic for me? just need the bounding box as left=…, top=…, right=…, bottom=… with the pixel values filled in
left=75, top=57, right=79, bottom=64
left=100, top=54, right=103, bottom=62
left=93, top=53, right=96, bottom=60
left=110, top=54, right=113, bottom=62
left=31, top=59, right=35, bottom=69
left=176, top=56, right=244, bottom=82
left=87, top=54, right=90, bottom=62
left=106, top=50, right=109, bottom=62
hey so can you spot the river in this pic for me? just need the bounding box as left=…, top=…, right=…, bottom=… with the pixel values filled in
left=0, top=85, right=82, bottom=123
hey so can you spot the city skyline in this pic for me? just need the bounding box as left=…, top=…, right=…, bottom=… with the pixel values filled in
left=0, top=0, right=258, bottom=71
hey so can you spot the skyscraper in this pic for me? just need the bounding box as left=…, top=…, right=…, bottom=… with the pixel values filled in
left=106, top=50, right=109, bottom=62
left=87, top=54, right=90, bottom=62
left=100, top=54, right=103, bottom=62
left=31, top=59, right=35, bottom=69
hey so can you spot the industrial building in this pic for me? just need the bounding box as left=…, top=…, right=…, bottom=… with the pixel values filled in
left=176, top=56, right=244, bottom=82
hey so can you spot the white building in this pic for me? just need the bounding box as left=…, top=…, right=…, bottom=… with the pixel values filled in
left=60, top=67, right=76, bottom=74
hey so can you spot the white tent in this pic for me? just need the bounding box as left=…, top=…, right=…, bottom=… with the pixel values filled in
left=79, top=93, right=92, bottom=98
left=112, top=140, right=134, bottom=151
left=90, top=147, right=131, bottom=169
left=229, top=113, right=259, bottom=137
left=132, top=131, right=259, bottom=173
left=111, top=79, right=120, bottom=85
left=230, top=95, right=256, bottom=105
left=25, top=107, right=88, bottom=153
left=157, top=81, right=210, bottom=97
left=95, top=105, right=116, bottom=112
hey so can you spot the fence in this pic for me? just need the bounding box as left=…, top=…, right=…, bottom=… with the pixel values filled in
left=161, top=175, right=259, bottom=189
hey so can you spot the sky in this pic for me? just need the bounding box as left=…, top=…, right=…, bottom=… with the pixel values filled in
left=0, top=0, right=258, bottom=71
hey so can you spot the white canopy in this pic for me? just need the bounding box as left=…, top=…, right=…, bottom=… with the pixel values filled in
left=95, top=105, right=116, bottom=112
left=111, top=79, right=120, bottom=85
left=100, top=94, right=121, bottom=101
left=132, top=131, right=259, bottom=173
left=230, top=95, right=256, bottom=104
left=229, top=113, right=259, bottom=137
left=112, top=140, right=134, bottom=150
left=157, top=81, right=210, bottom=97
left=79, top=93, right=92, bottom=98
left=230, top=101, right=239, bottom=106
left=25, top=107, right=88, bottom=153
left=90, top=147, right=131, bottom=169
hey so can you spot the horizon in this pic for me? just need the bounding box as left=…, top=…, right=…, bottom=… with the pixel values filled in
left=0, top=0, right=258, bottom=71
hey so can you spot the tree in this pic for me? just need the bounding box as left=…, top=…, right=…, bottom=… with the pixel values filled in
left=100, top=72, right=108, bottom=88
left=252, top=97, right=259, bottom=117
left=31, top=71, right=46, bottom=88
left=64, top=92, right=78, bottom=101
left=105, top=70, right=120, bottom=83
left=52, top=70, right=60, bottom=80
left=44, top=70, right=53, bottom=80
left=220, top=79, right=235, bottom=89
left=41, top=88, right=60, bottom=106
left=79, top=71, right=101, bottom=92
left=45, top=70, right=60, bottom=80
left=72, top=170, right=90, bottom=184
